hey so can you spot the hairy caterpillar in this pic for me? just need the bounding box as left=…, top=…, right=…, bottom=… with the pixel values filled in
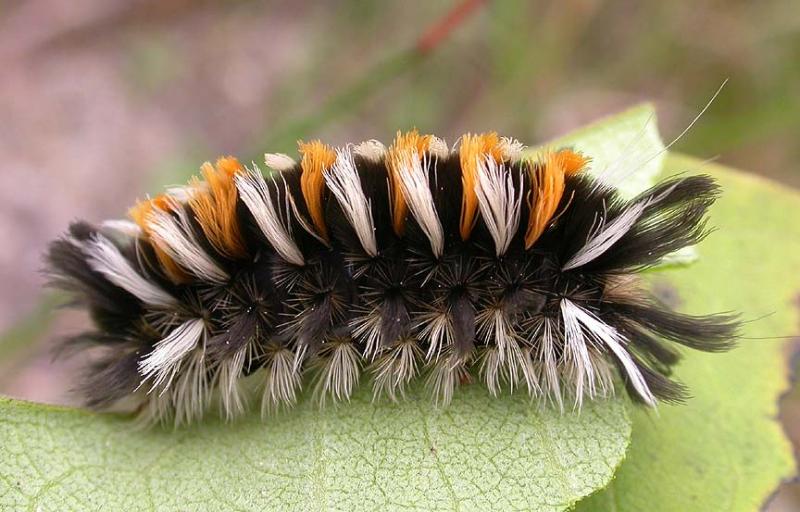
left=45, top=131, right=738, bottom=425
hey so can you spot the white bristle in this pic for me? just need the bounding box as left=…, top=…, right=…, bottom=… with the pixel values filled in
left=353, top=139, right=387, bottom=162
left=498, top=137, right=525, bottom=161
left=562, top=182, right=679, bottom=270
left=533, top=316, right=563, bottom=410
left=416, top=307, right=453, bottom=362
left=476, top=307, right=527, bottom=393
left=394, top=152, right=444, bottom=257
left=349, top=308, right=384, bottom=361
left=428, top=136, right=450, bottom=159
left=561, top=299, right=655, bottom=406
left=265, top=152, right=297, bottom=171
left=371, top=338, right=420, bottom=401
left=314, top=339, right=361, bottom=405
left=147, top=206, right=229, bottom=283
left=84, top=234, right=176, bottom=307
left=560, top=298, right=597, bottom=407
left=562, top=202, right=647, bottom=270
left=261, top=346, right=302, bottom=416
left=139, top=318, right=206, bottom=392
left=166, top=182, right=205, bottom=203
left=324, top=148, right=378, bottom=257
left=474, top=157, right=522, bottom=256
left=216, top=347, right=249, bottom=421
left=236, top=168, right=305, bottom=266
left=100, top=219, right=142, bottom=238
left=427, top=353, right=466, bottom=407
left=171, top=348, right=209, bottom=426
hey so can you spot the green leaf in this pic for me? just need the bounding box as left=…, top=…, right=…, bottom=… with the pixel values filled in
left=0, top=389, right=629, bottom=511
left=575, top=155, right=797, bottom=511
left=0, top=106, right=677, bottom=511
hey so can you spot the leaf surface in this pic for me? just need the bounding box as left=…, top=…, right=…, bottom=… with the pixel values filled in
left=1, top=388, right=630, bottom=511
left=575, top=154, right=797, bottom=511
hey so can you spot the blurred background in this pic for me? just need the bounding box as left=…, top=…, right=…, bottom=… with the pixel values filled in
left=0, top=0, right=798, bottom=508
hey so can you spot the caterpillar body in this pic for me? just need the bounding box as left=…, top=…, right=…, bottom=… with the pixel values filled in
left=46, top=131, right=737, bottom=425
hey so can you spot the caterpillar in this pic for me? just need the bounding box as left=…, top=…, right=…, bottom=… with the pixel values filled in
left=45, top=131, right=738, bottom=425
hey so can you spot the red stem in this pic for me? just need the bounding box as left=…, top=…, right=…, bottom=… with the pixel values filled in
left=415, top=0, right=487, bottom=54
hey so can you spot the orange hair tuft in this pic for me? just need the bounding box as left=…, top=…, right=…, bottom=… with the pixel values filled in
left=188, top=156, right=248, bottom=260
left=554, top=149, right=589, bottom=176
left=524, top=152, right=566, bottom=249
left=128, top=196, right=190, bottom=283
left=458, top=133, right=506, bottom=240
left=298, top=140, right=336, bottom=242
left=386, top=130, right=434, bottom=236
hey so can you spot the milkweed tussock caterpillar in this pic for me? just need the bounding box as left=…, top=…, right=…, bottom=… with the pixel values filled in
left=45, top=131, right=738, bottom=426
